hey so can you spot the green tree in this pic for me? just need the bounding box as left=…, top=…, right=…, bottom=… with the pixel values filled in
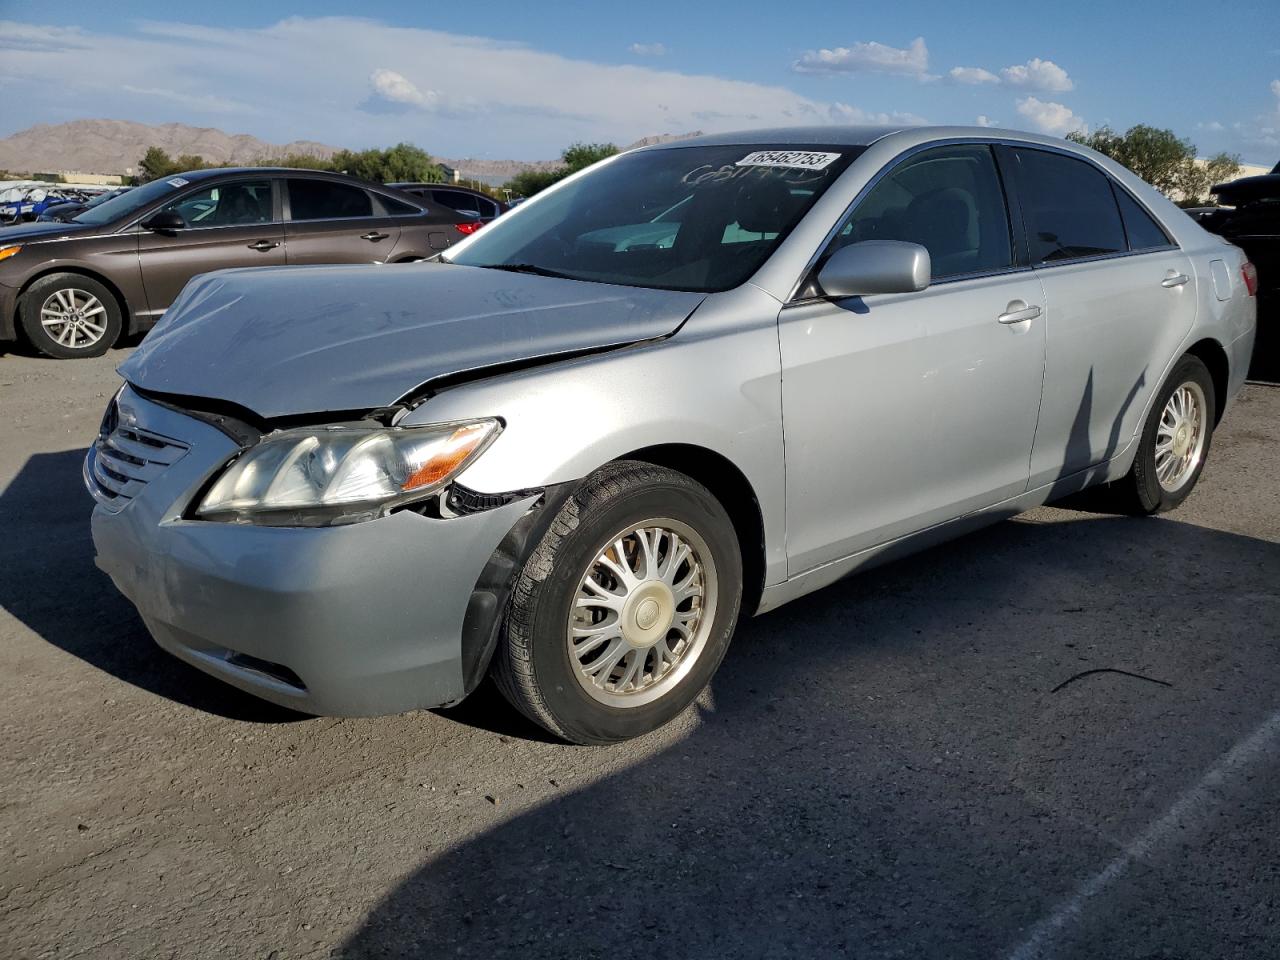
left=503, top=141, right=619, bottom=199
left=561, top=141, right=618, bottom=173
left=137, top=146, right=179, bottom=182
left=261, top=152, right=333, bottom=170
left=330, top=143, right=444, bottom=184
left=1067, top=124, right=1241, bottom=206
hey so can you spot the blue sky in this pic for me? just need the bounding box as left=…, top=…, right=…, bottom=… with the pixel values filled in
left=2, top=1, right=1278, bottom=164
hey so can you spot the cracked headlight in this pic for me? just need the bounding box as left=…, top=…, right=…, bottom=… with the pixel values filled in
left=195, top=419, right=500, bottom=526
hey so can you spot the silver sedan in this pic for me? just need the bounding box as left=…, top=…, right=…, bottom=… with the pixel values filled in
left=86, top=126, right=1258, bottom=743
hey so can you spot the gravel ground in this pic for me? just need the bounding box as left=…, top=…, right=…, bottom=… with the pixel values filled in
left=0, top=344, right=1277, bottom=960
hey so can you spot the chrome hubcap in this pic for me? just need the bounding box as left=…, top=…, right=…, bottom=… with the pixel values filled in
left=40, top=288, right=107, bottom=349
left=568, top=519, right=717, bottom=708
left=1155, top=381, right=1207, bottom=492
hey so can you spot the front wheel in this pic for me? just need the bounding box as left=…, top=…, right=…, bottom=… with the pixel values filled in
left=1107, top=354, right=1216, bottom=514
left=492, top=461, right=743, bottom=744
left=18, top=273, right=123, bottom=359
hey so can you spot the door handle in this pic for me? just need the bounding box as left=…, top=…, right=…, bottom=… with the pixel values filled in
left=1161, top=272, right=1190, bottom=288
left=997, top=301, right=1042, bottom=325
left=361, top=231, right=390, bottom=242
left=247, top=240, right=279, bottom=252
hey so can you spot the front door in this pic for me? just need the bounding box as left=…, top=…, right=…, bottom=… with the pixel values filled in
left=780, top=143, right=1047, bottom=574
left=136, top=178, right=285, bottom=317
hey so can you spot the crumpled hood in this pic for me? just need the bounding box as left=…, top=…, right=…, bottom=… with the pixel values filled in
left=120, top=262, right=705, bottom=419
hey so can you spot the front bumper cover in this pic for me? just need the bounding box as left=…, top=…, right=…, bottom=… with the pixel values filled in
left=87, top=386, right=536, bottom=716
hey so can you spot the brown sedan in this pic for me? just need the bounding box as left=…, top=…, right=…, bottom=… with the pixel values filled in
left=0, top=168, right=473, bottom=359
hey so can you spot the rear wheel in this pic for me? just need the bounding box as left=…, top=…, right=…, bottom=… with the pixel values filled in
left=1106, top=354, right=1215, bottom=514
left=492, top=461, right=743, bottom=744
left=19, top=273, right=123, bottom=359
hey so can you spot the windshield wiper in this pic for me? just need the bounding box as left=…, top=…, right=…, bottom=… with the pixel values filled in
left=477, top=262, right=578, bottom=281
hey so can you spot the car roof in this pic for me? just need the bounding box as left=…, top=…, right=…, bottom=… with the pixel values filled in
left=173, top=167, right=384, bottom=187
left=637, top=126, right=909, bottom=150
left=389, top=182, right=487, bottom=194
left=633, top=124, right=1082, bottom=154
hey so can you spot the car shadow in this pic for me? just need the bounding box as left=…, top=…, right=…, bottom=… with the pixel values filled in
left=339, top=514, right=1280, bottom=959
left=0, top=448, right=305, bottom=723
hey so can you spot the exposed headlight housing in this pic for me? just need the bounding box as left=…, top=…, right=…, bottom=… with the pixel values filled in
left=195, top=419, right=500, bottom=526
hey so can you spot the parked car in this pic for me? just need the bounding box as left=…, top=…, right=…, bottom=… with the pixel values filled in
left=37, top=186, right=132, bottom=223
left=0, top=168, right=472, bottom=358
left=1191, top=163, right=1278, bottom=379
left=388, top=182, right=507, bottom=232
left=86, top=126, right=1256, bottom=744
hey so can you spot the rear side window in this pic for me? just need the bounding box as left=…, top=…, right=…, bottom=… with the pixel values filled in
left=838, top=144, right=1013, bottom=280
left=1113, top=186, right=1172, bottom=251
left=287, top=179, right=373, bottom=221
left=1013, top=149, right=1126, bottom=263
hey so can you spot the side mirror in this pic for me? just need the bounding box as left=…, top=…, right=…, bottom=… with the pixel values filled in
left=817, top=240, right=931, bottom=298
left=140, top=211, right=185, bottom=232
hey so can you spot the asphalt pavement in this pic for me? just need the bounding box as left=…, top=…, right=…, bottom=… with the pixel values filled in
left=1, top=345, right=1277, bottom=959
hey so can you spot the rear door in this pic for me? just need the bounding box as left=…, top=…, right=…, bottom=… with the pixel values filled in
left=282, top=178, right=401, bottom=265
left=1003, top=147, right=1198, bottom=490
left=136, top=177, right=285, bottom=316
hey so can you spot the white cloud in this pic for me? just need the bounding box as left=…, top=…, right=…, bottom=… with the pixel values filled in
left=949, top=57, right=1073, bottom=92
left=793, top=37, right=930, bottom=78
left=949, top=66, right=999, bottom=85
left=0, top=17, right=920, bottom=157
left=369, top=68, right=439, bottom=109
left=1199, top=120, right=1225, bottom=132
left=1001, top=58, right=1073, bottom=92
left=1272, top=78, right=1280, bottom=106
left=1015, top=96, right=1086, bottom=135
left=829, top=102, right=927, bottom=126
left=975, top=115, right=998, bottom=127
left=629, top=42, right=666, bottom=57
left=120, top=84, right=250, bottom=114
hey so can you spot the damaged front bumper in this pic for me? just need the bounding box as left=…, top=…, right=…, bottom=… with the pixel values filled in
left=86, top=386, right=537, bottom=716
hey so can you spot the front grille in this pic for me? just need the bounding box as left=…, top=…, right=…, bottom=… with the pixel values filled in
left=87, top=421, right=189, bottom=510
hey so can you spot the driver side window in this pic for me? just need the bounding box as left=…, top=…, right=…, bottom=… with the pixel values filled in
left=160, top=180, right=273, bottom=228
left=832, top=144, right=1014, bottom=281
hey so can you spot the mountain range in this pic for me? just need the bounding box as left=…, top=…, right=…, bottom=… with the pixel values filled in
left=0, top=120, right=700, bottom=184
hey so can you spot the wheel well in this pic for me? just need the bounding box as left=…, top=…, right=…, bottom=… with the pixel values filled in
left=16, top=267, right=133, bottom=341
left=1185, top=338, right=1230, bottom=425
left=621, top=444, right=766, bottom=617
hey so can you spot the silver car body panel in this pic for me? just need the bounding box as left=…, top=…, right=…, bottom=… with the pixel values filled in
left=89, top=125, right=1257, bottom=715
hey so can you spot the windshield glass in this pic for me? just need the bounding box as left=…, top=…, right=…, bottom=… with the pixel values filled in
left=73, top=177, right=189, bottom=226
left=446, top=144, right=862, bottom=292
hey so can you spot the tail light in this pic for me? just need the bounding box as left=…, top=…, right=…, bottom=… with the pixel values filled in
left=454, top=221, right=483, bottom=235
left=1241, top=261, right=1258, bottom=297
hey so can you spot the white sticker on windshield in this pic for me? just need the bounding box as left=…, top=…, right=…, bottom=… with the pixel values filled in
left=167, top=177, right=190, bottom=188
left=735, top=150, right=840, bottom=170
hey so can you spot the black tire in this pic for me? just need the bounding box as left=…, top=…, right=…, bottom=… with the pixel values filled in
left=492, top=461, right=744, bottom=745
left=18, top=273, right=123, bottom=359
left=1105, top=354, right=1216, bottom=515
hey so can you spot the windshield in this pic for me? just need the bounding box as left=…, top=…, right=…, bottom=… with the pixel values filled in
left=73, top=177, right=189, bottom=226
left=446, top=144, right=862, bottom=292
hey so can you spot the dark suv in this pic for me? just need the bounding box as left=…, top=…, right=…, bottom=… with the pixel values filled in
left=389, top=183, right=507, bottom=232
left=0, top=168, right=471, bottom=359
